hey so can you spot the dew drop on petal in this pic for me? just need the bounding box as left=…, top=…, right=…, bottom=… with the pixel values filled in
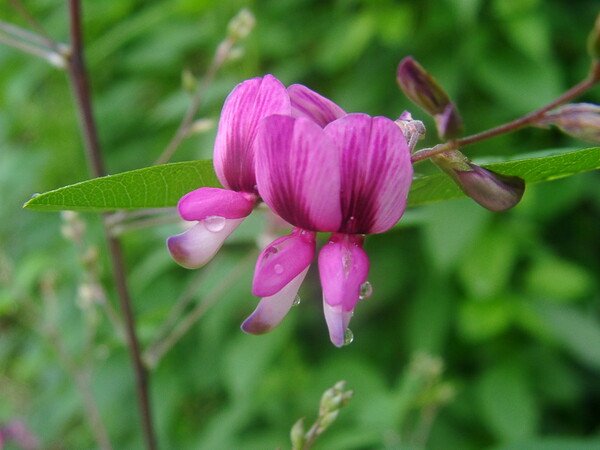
left=359, top=281, right=373, bottom=300
left=343, top=328, right=354, bottom=346
left=274, top=263, right=284, bottom=274
left=293, top=295, right=301, bottom=306
left=204, top=216, right=226, bottom=233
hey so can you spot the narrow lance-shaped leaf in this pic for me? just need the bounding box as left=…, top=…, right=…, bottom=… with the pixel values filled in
left=24, top=160, right=221, bottom=212
left=408, top=146, right=600, bottom=207
left=23, top=147, right=600, bottom=212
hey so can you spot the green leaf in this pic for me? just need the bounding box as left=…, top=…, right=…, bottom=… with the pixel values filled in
left=24, top=147, right=599, bottom=212
left=407, top=146, right=600, bottom=207
left=24, top=160, right=221, bottom=212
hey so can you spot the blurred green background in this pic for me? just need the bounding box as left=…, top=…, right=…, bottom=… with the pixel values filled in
left=1, top=0, right=599, bottom=448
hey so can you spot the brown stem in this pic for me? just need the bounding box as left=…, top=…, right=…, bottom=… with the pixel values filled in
left=411, top=61, right=600, bottom=163
left=65, top=1, right=157, bottom=449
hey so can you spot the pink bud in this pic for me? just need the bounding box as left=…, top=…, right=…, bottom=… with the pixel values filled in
left=397, top=57, right=463, bottom=140
left=432, top=150, right=525, bottom=212
left=536, top=103, right=600, bottom=144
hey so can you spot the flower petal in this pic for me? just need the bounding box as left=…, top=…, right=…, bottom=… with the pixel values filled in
left=241, top=267, right=309, bottom=335
left=318, top=233, right=369, bottom=311
left=178, top=187, right=256, bottom=221
left=323, top=302, right=354, bottom=348
left=214, top=74, right=291, bottom=192
left=256, top=115, right=342, bottom=231
left=288, top=84, right=346, bottom=127
left=167, top=218, right=244, bottom=269
left=252, top=228, right=316, bottom=297
left=324, top=113, right=413, bottom=234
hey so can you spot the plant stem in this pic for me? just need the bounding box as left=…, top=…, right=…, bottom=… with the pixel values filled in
left=65, top=1, right=157, bottom=449
left=153, top=34, right=236, bottom=165
left=143, top=250, right=257, bottom=369
left=8, top=0, right=59, bottom=50
left=411, top=61, right=600, bottom=163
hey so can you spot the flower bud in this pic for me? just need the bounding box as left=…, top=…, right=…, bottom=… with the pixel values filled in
left=397, top=57, right=450, bottom=116
left=536, top=103, right=600, bottom=144
left=290, top=418, right=306, bottom=450
left=434, top=103, right=464, bottom=140
left=397, top=57, right=464, bottom=140
left=587, top=13, right=600, bottom=60
left=431, top=150, right=525, bottom=212
left=395, top=111, right=426, bottom=152
left=227, top=8, right=256, bottom=41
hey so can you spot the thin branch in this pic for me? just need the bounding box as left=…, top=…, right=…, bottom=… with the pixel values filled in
left=8, top=0, right=59, bottom=50
left=65, top=1, right=157, bottom=449
left=144, top=250, right=257, bottom=369
left=40, top=273, right=114, bottom=450
left=153, top=39, right=235, bottom=165
left=0, top=30, right=65, bottom=67
left=411, top=61, right=600, bottom=163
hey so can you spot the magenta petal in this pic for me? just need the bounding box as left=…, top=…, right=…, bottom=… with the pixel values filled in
left=178, top=187, right=256, bottom=221
left=241, top=267, right=309, bottom=335
left=214, top=74, right=291, bottom=192
left=256, top=115, right=342, bottom=231
left=288, top=84, right=346, bottom=128
left=324, top=114, right=413, bottom=234
left=318, top=234, right=369, bottom=311
left=323, top=301, right=354, bottom=347
left=167, top=218, right=244, bottom=269
left=252, top=229, right=315, bottom=297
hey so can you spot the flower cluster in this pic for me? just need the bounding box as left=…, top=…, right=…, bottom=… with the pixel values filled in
left=168, top=74, right=413, bottom=347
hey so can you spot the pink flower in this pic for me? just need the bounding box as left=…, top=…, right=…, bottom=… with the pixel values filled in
left=242, top=113, right=413, bottom=346
left=167, top=75, right=344, bottom=269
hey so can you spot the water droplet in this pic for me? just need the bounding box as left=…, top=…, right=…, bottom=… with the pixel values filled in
left=293, top=295, right=301, bottom=306
left=204, top=216, right=226, bottom=232
left=343, top=328, right=354, bottom=346
left=359, top=281, right=373, bottom=300
left=274, top=263, right=284, bottom=274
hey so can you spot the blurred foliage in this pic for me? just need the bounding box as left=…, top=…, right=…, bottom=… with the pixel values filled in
left=1, top=0, right=600, bottom=449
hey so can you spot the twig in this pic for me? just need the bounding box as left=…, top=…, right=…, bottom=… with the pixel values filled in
left=411, top=60, right=600, bottom=163
left=153, top=39, right=235, bottom=165
left=144, top=250, right=257, bottom=368
left=0, top=31, right=64, bottom=67
left=8, top=0, right=59, bottom=50
left=65, top=1, right=157, bottom=449
left=40, top=273, right=114, bottom=450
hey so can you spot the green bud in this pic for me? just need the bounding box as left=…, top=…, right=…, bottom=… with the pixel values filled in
left=290, top=418, right=306, bottom=450
left=318, top=410, right=340, bottom=432
left=227, top=8, right=256, bottom=41
left=587, top=12, right=600, bottom=60
left=181, top=68, right=197, bottom=94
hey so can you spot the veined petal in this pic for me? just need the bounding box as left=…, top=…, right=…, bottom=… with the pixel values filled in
left=241, top=267, right=309, bottom=335
left=252, top=228, right=315, bottom=297
left=288, top=84, right=346, bottom=127
left=214, top=74, right=291, bottom=192
left=167, top=218, right=244, bottom=269
left=318, top=234, right=369, bottom=311
left=324, top=114, right=413, bottom=234
left=256, top=115, right=342, bottom=231
left=178, top=187, right=256, bottom=221
left=323, top=302, right=354, bottom=348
